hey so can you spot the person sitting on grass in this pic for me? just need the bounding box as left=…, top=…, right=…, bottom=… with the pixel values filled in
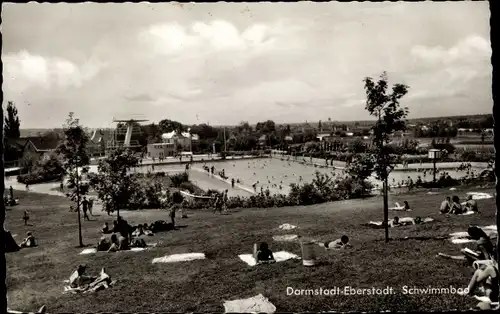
left=102, top=222, right=111, bottom=234
left=97, top=236, right=111, bottom=251
left=322, top=235, right=352, bottom=250
left=458, top=260, right=498, bottom=305
left=131, top=237, right=147, bottom=248
left=440, top=196, right=452, bottom=214
left=132, top=224, right=145, bottom=237
left=255, top=242, right=276, bottom=264
left=462, top=226, right=495, bottom=263
left=108, top=233, right=129, bottom=252
left=20, top=232, right=36, bottom=248
left=403, top=201, right=411, bottom=211
left=464, top=195, right=479, bottom=213
left=450, top=196, right=463, bottom=215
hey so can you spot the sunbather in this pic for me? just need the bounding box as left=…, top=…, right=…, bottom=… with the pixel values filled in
left=450, top=196, right=463, bottom=214
left=131, top=237, right=147, bottom=248
left=440, top=196, right=451, bottom=214
left=462, top=226, right=495, bottom=263
left=132, top=224, right=145, bottom=237
left=102, top=222, right=111, bottom=234
left=20, top=232, right=36, bottom=248
left=322, top=235, right=352, bottom=249
left=97, top=236, right=111, bottom=251
left=108, top=233, right=129, bottom=252
left=255, top=242, right=276, bottom=264
left=464, top=195, right=479, bottom=212
left=458, top=260, right=498, bottom=303
left=69, top=264, right=96, bottom=288
left=403, top=201, right=411, bottom=211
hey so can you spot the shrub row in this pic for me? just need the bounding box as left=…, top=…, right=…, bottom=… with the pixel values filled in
left=180, top=172, right=374, bottom=210
left=17, top=171, right=62, bottom=185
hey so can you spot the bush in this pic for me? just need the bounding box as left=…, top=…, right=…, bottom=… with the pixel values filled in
left=169, top=172, right=189, bottom=187
left=17, top=171, right=62, bottom=185
left=17, top=152, right=64, bottom=184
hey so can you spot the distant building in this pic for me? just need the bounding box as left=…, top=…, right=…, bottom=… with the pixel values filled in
left=345, top=132, right=354, bottom=137
left=147, top=143, right=176, bottom=159
left=284, top=135, right=293, bottom=142
left=161, top=130, right=199, bottom=151
left=316, top=133, right=333, bottom=141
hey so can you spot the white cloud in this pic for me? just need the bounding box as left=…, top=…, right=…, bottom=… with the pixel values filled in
left=3, top=50, right=107, bottom=92
left=139, top=20, right=291, bottom=58
left=410, top=35, right=491, bottom=65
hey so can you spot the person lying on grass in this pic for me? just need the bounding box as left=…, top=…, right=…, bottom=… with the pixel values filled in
left=20, top=232, right=36, bottom=248
left=457, top=260, right=498, bottom=304
left=108, top=233, right=129, bottom=252
left=255, top=242, right=276, bottom=264
left=461, top=226, right=495, bottom=263
left=319, top=235, right=352, bottom=250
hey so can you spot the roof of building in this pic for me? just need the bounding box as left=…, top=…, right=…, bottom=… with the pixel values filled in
left=161, top=131, right=199, bottom=140
left=23, top=136, right=59, bottom=151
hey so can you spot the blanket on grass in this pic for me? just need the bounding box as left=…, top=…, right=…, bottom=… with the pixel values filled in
left=152, top=253, right=206, bottom=263
left=238, top=251, right=300, bottom=267
left=223, top=294, right=276, bottom=313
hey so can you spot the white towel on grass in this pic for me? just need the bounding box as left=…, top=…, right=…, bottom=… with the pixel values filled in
left=238, top=251, right=300, bottom=267
left=80, top=248, right=97, bottom=255
left=278, top=223, right=297, bottom=230
left=482, top=225, right=497, bottom=231
left=451, top=238, right=476, bottom=244
left=152, top=253, right=206, bottom=264
left=458, top=211, right=476, bottom=216
left=223, top=294, right=276, bottom=314
left=272, top=234, right=298, bottom=242
left=467, top=192, right=493, bottom=200
left=80, top=243, right=157, bottom=255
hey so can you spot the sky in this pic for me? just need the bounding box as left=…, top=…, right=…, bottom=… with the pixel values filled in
left=1, top=2, right=492, bottom=129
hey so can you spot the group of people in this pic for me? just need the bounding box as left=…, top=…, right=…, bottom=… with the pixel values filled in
left=4, top=186, right=20, bottom=207
left=439, top=195, right=478, bottom=215
left=213, top=190, right=229, bottom=214
left=457, top=226, right=498, bottom=308
left=254, top=235, right=352, bottom=265
left=98, top=217, right=153, bottom=252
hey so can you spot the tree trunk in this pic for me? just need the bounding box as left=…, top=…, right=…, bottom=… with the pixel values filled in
left=1, top=101, right=8, bottom=313
left=383, top=177, right=389, bottom=243
left=76, top=168, right=83, bottom=247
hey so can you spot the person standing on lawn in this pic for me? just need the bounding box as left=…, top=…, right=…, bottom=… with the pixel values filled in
left=81, top=197, right=90, bottom=221
left=23, top=210, right=29, bottom=226
left=223, top=190, right=229, bottom=212
left=88, top=198, right=94, bottom=216
left=170, top=205, right=176, bottom=228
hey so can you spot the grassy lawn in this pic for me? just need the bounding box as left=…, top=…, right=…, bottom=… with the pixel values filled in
left=5, top=187, right=497, bottom=312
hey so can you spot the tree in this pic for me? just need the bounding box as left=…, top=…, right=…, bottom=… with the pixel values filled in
left=363, top=72, right=409, bottom=242
left=56, top=112, right=91, bottom=247
left=159, top=119, right=186, bottom=134
left=90, top=147, right=139, bottom=218
left=4, top=101, right=21, bottom=139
